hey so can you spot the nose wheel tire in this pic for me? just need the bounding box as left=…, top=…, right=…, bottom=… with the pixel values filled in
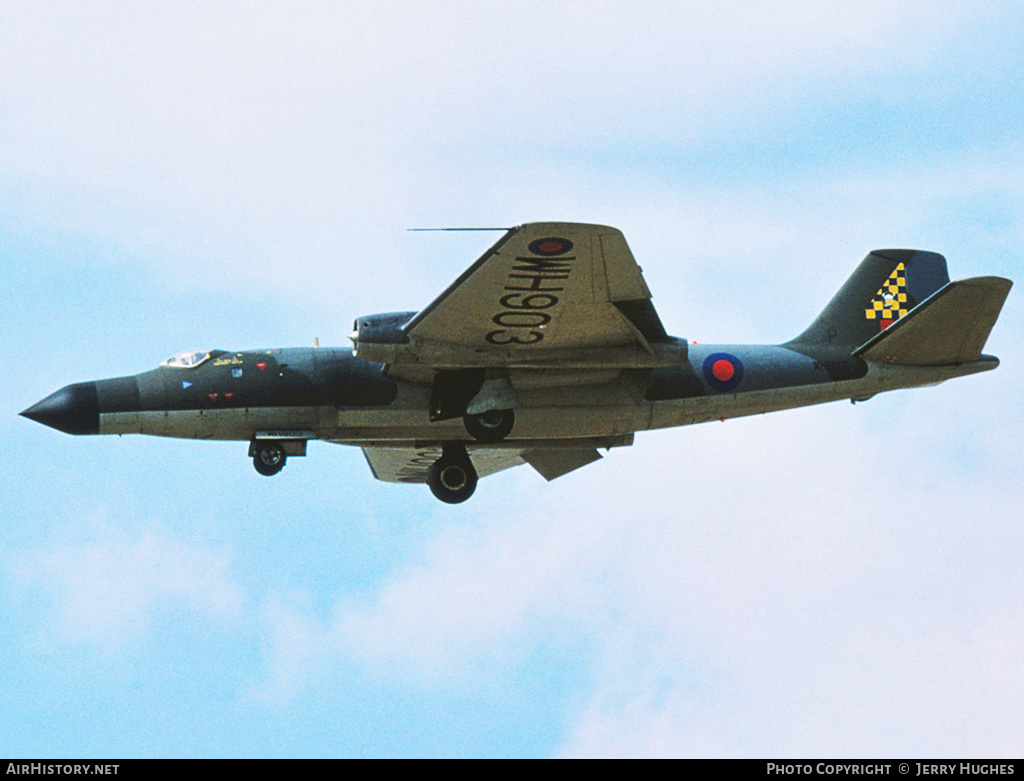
left=427, top=447, right=478, bottom=503
left=463, top=409, right=515, bottom=443
left=253, top=442, right=287, bottom=476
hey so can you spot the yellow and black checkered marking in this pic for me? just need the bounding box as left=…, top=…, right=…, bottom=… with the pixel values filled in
left=865, top=262, right=909, bottom=321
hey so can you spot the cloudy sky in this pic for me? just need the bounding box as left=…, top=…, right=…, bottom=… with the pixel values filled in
left=2, top=1, right=1022, bottom=758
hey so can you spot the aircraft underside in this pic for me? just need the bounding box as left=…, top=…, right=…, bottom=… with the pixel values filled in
left=91, top=355, right=996, bottom=502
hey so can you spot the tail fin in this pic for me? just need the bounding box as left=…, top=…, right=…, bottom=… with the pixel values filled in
left=855, top=276, right=1012, bottom=365
left=789, top=249, right=950, bottom=348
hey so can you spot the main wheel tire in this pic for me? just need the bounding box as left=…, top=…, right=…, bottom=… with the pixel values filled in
left=427, top=455, right=478, bottom=504
left=253, top=442, right=287, bottom=476
left=463, top=409, right=515, bottom=443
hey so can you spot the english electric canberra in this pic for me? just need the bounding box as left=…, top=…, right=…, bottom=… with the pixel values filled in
left=22, top=223, right=1012, bottom=503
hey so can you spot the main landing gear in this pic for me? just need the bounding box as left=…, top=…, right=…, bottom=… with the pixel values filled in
left=427, top=443, right=478, bottom=504
left=463, top=409, right=515, bottom=443
left=430, top=369, right=516, bottom=443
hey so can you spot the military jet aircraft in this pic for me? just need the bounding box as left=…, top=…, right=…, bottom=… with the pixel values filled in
left=21, top=223, right=1012, bottom=503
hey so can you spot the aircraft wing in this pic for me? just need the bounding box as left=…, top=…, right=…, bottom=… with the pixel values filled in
left=361, top=445, right=527, bottom=484
left=360, top=444, right=604, bottom=484
left=402, top=223, right=669, bottom=355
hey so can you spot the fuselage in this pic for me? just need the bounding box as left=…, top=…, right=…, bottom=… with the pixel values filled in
left=22, top=342, right=998, bottom=448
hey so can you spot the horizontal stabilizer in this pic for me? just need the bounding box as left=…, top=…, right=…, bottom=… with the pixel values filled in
left=522, top=448, right=602, bottom=481
left=855, top=276, right=1012, bottom=365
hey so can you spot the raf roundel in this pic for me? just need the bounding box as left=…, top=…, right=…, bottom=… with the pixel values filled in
left=528, top=237, right=574, bottom=256
left=702, top=352, right=744, bottom=392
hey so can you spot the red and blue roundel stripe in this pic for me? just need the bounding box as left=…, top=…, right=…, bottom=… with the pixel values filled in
left=702, top=352, right=744, bottom=392
left=528, top=237, right=574, bottom=256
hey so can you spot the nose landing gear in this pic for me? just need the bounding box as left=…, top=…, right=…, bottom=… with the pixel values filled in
left=251, top=441, right=287, bottom=476
left=249, top=437, right=308, bottom=476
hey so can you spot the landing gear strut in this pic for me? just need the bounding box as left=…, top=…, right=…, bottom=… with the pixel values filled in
left=427, top=444, right=478, bottom=504
left=252, top=441, right=287, bottom=476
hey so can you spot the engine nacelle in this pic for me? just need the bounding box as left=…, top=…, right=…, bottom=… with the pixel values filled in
left=350, top=311, right=416, bottom=362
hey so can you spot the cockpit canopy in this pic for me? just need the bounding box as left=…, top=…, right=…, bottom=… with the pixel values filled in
left=162, top=349, right=219, bottom=369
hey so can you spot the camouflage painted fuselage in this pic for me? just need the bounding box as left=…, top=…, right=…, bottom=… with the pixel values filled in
left=51, top=342, right=994, bottom=447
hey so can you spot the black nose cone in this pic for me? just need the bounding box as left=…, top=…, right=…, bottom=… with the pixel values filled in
left=21, top=382, right=100, bottom=435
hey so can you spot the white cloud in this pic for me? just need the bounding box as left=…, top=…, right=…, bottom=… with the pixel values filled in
left=255, top=505, right=623, bottom=696
left=245, top=363, right=1024, bottom=756
left=550, top=396, right=1024, bottom=756
left=0, top=1, right=998, bottom=305
left=9, top=521, right=245, bottom=652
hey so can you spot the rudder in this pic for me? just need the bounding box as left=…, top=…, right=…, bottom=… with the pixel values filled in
left=788, top=249, right=950, bottom=349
